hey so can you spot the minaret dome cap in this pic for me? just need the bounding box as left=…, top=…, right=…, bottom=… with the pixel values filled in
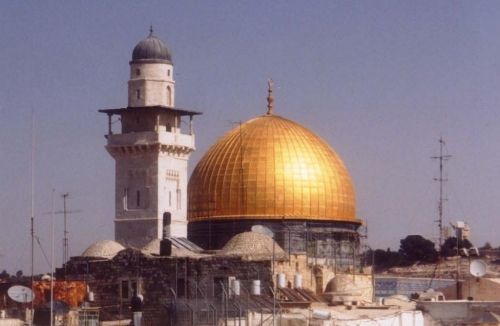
left=131, top=27, right=172, bottom=63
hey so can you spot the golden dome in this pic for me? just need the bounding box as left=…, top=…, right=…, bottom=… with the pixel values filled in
left=188, top=113, right=359, bottom=224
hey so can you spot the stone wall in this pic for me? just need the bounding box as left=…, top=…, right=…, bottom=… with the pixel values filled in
left=59, top=250, right=273, bottom=325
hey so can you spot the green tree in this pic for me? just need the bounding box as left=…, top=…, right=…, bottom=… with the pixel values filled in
left=480, top=242, right=492, bottom=250
left=399, top=235, right=438, bottom=265
left=364, top=248, right=401, bottom=271
left=0, top=270, right=9, bottom=279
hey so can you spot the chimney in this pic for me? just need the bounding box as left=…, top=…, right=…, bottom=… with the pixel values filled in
left=160, top=212, right=172, bottom=256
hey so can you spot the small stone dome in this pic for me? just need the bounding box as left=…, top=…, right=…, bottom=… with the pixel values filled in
left=81, top=240, right=125, bottom=259
left=220, top=232, right=286, bottom=260
left=132, top=28, right=172, bottom=63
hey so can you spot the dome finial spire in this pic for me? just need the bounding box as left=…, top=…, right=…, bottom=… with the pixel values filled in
left=266, top=79, right=274, bottom=115
left=149, top=25, right=154, bottom=36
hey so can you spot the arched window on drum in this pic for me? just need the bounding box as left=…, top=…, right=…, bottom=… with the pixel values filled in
left=166, top=86, right=172, bottom=106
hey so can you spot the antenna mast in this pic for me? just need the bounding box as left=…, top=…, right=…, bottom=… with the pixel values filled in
left=432, top=138, right=452, bottom=249
left=30, top=111, right=35, bottom=326
left=62, top=193, right=70, bottom=264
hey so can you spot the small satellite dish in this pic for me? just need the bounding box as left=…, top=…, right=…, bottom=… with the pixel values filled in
left=8, top=285, right=34, bottom=303
left=470, top=259, right=487, bottom=277
left=251, top=225, right=274, bottom=238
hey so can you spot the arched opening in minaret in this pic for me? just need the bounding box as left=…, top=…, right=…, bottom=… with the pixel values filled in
left=166, top=86, right=172, bottom=106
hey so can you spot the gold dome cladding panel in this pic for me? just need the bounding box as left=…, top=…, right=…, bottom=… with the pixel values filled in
left=188, top=114, right=358, bottom=223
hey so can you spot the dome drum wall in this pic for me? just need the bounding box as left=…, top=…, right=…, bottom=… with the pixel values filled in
left=129, top=63, right=174, bottom=80
left=128, top=62, right=175, bottom=108
left=188, top=219, right=360, bottom=256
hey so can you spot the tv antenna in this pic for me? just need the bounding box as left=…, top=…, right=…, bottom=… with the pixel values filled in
left=432, top=138, right=452, bottom=249
left=52, top=193, right=82, bottom=264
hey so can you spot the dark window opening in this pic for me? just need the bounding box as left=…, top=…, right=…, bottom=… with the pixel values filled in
left=177, top=278, right=186, bottom=298
left=213, top=277, right=226, bottom=298
left=121, top=280, right=129, bottom=299
left=136, top=190, right=141, bottom=207
left=136, top=68, right=141, bottom=76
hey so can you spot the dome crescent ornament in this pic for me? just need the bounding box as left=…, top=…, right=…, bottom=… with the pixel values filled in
left=266, top=79, right=274, bottom=115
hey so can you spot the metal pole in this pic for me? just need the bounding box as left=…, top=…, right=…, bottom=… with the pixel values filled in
left=456, top=232, right=460, bottom=299
left=62, top=193, right=69, bottom=264
left=371, top=247, right=375, bottom=303
left=272, top=238, right=275, bottom=326
left=30, top=111, right=35, bottom=326
left=50, top=189, right=55, bottom=326
left=432, top=138, right=451, bottom=249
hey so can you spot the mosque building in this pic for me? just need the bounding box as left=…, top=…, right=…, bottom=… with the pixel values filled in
left=58, top=30, right=371, bottom=325
left=99, top=27, right=363, bottom=257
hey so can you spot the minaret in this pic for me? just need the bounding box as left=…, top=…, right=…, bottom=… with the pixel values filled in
left=100, top=29, right=201, bottom=248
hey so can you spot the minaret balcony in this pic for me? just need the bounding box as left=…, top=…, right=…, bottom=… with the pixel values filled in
left=106, top=131, right=195, bottom=150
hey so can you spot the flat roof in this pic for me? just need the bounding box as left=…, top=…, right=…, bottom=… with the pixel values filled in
left=99, top=105, right=202, bottom=117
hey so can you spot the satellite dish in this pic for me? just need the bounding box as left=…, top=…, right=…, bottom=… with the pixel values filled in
left=470, top=259, right=487, bottom=277
left=8, top=285, right=34, bottom=303
left=251, top=225, right=274, bottom=238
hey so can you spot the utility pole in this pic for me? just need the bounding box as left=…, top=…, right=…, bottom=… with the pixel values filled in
left=62, top=193, right=69, bottom=264
left=30, top=111, right=35, bottom=326
left=431, top=138, right=452, bottom=249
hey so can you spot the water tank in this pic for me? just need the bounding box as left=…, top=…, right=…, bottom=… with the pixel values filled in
left=252, top=280, right=261, bottom=295
left=277, top=273, right=286, bottom=288
left=294, top=274, right=303, bottom=289
left=231, top=279, right=241, bottom=296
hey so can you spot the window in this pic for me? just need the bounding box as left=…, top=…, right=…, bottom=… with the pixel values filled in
left=136, top=89, right=141, bottom=99
left=177, top=278, right=186, bottom=298
left=136, top=68, right=141, bottom=76
left=121, top=280, right=129, bottom=300
left=167, top=69, right=170, bottom=77
left=166, top=86, right=172, bottom=106
left=126, top=187, right=149, bottom=210
left=123, top=188, right=128, bottom=210
left=120, top=278, right=141, bottom=300
left=213, top=277, right=227, bottom=298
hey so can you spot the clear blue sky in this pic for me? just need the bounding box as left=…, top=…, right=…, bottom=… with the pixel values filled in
left=1, top=1, right=500, bottom=274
